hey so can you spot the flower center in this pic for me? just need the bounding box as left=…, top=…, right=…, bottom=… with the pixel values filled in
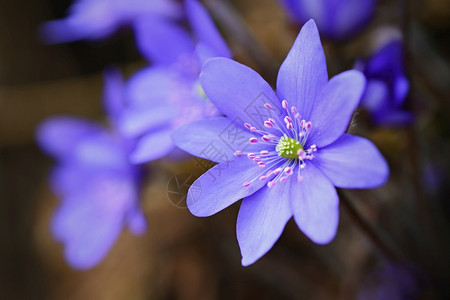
left=276, top=135, right=303, bottom=159
left=234, top=99, right=318, bottom=189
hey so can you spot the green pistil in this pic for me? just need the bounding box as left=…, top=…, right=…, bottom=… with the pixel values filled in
left=276, top=135, right=302, bottom=159
left=195, top=81, right=208, bottom=100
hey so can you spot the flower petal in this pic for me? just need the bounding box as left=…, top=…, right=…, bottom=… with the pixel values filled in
left=200, top=57, right=282, bottom=131
left=187, top=157, right=273, bottom=217
left=307, top=70, right=366, bottom=147
left=134, top=16, right=194, bottom=64
left=276, top=19, right=328, bottom=120
left=52, top=194, right=123, bottom=270
left=291, top=164, right=339, bottom=244
left=72, top=134, right=129, bottom=170
left=127, top=208, right=147, bottom=235
left=118, top=105, right=176, bottom=138
left=360, top=79, right=389, bottom=112
left=103, top=67, right=125, bottom=124
left=172, top=117, right=265, bottom=163
left=315, top=134, right=389, bottom=188
left=185, top=0, right=231, bottom=60
left=126, top=66, right=175, bottom=107
left=130, top=129, right=174, bottom=163
left=36, top=117, right=103, bottom=158
left=237, top=184, right=292, bottom=266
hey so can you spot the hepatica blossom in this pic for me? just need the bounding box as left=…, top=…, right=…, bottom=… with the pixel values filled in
left=356, top=40, right=413, bottom=126
left=278, top=0, right=378, bottom=40
left=173, top=20, right=389, bottom=266
left=36, top=69, right=146, bottom=269
left=119, top=0, right=231, bottom=163
left=40, top=0, right=181, bottom=43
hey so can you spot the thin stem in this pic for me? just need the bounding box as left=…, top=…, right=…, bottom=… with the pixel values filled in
left=339, top=190, right=406, bottom=263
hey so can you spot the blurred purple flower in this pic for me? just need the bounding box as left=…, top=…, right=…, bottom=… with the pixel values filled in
left=356, top=40, right=413, bottom=126
left=36, top=69, right=146, bottom=270
left=119, top=0, right=231, bottom=163
left=278, top=0, right=378, bottom=40
left=172, top=20, right=389, bottom=266
left=40, top=0, right=181, bottom=43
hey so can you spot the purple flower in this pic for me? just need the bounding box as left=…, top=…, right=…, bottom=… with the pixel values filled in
left=36, top=69, right=146, bottom=269
left=172, top=20, right=388, bottom=266
left=118, top=0, right=231, bottom=163
left=356, top=40, right=413, bottom=126
left=278, top=0, right=378, bottom=40
left=40, top=0, right=181, bottom=43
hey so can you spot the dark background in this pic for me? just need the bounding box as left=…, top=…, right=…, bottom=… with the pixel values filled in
left=0, top=0, right=449, bottom=299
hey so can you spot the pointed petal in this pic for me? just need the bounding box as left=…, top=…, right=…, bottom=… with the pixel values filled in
left=130, top=129, right=174, bottom=163
left=36, top=117, right=103, bottom=158
left=307, top=70, right=366, bottom=147
left=187, top=157, right=274, bottom=217
left=134, top=16, right=194, bottom=64
left=276, top=19, right=328, bottom=120
left=200, top=57, right=282, bottom=131
left=237, top=184, right=292, bottom=266
left=315, top=134, right=389, bottom=188
left=291, top=164, right=339, bottom=244
left=185, top=0, right=231, bottom=59
left=172, top=117, right=266, bottom=163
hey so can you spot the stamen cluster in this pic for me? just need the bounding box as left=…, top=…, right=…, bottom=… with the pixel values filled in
left=234, top=100, right=317, bottom=188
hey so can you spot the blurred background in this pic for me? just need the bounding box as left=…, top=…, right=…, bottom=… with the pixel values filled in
left=0, top=0, right=449, bottom=299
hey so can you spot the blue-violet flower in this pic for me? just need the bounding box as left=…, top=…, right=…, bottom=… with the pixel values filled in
left=119, top=0, right=231, bottom=163
left=172, top=20, right=389, bottom=266
left=40, top=0, right=181, bottom=43
left=36, top=69, right=146, bottom=269
left=356, top=40, right=413, bottom=126
left=278, top=0, right=378, bottom=40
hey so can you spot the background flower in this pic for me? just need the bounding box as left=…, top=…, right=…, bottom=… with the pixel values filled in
left=40, top=0, right=181, bottom=43
left=118, top=0, right=231, bottom=163
left=356, top=39, right=413, bottom=126
left=35, top=69, right=146, bottom=269
left=278, top=0, right=378, bottom=40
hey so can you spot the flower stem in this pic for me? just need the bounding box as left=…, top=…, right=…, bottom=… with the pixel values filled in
left=338, top=190, right=406, bottom=263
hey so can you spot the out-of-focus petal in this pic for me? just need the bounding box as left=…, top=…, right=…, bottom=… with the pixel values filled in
left=278, top=0, right=377, bottom=40
left=185, top=0, right=231, bottom=60
left=126, top=66, right=176, bottom=107
left=276, top=19, right=328, bottom=120
left=315, top=134, right=389, bottom=188
left=118, top=105, right=176, bottom=138
left=127, top=208, right=147, bottom=235
left=103, top=67, right=125, bottom=124
left=360, top=79, right=389, bottom=112
left=36, top=117, right=103, bottom=158
left=134, top=16, right=194, bottom=64
left=237, top=183, right=292, bottom=266
left=129, top=129, right=174, bottom=163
